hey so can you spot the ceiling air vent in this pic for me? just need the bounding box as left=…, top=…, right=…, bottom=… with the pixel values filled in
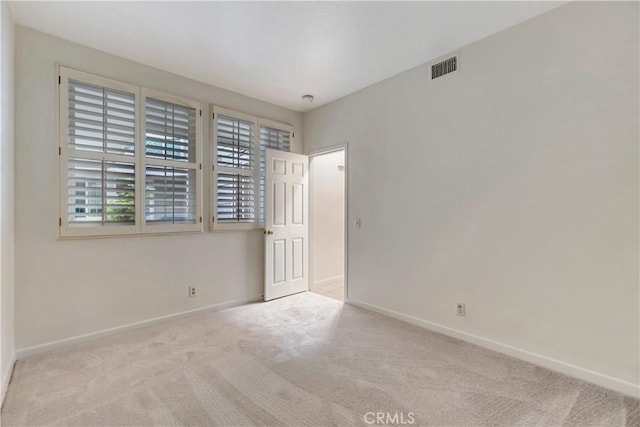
left=431, top=56, right=457, bottom=80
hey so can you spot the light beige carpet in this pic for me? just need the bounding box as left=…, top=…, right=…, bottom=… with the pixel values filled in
left=2, top=292, right=638, bottom=426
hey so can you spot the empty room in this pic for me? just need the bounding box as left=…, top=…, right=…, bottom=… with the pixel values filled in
left=0, top=1, right=638, bottom=426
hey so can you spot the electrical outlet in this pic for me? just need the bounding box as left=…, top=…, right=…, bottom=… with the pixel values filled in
left=456, top=303, right=465, bottom=316
left=189, top=287, right=197, bottom=297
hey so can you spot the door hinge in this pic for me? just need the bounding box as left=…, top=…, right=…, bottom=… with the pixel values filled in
left=212, top=216, right=215, bottom=222
left=212, top=113, right=215, bottom=119
left=292, top=132, right=295, bottom=138
left=199, top=216, right=203, bottom=223
left=59, top=218, right=62, bottom=226
left=58, top=147, right=61, bottom=155
left=58, top=76, right=61, bottom=85
left=212, top=165, right=215, bottom=171
left=199, top=163, right=202, bottom=170
left=199, top=110, right=202, bottom=117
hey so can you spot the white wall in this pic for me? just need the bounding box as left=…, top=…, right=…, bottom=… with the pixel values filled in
left=304, top=2, right=639, bottom=393
left=14, top=27, right=303, bottom=351
left=1, top=1, right=15, bottom=400
left=310, top=150, right=345, bottom=285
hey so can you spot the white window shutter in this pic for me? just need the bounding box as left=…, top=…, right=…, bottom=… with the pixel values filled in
left=68, top=80, right=136, bottom=156
left=212, top=108, right=258, bottom=229
left=145, top=98, right=197, bottom=162
left=60, top=67, right=139, bottom=237
left=215, top=172, right=256, bottom=223
left=67, top=158, right=136, bottom=226
left=216, top=115, right=254, bottom=170
left=142, top=91, right=202, bottom=233
left=59, top=67, right=203, bottom=237
left=145, top=166, right=197, bottom=224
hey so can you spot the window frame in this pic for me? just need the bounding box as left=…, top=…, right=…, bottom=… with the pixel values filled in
left=211, top=105, right=259, bottom=231
left=58, top=66, right=203, bottom=238
left=58, top=66, right=141, bottom=238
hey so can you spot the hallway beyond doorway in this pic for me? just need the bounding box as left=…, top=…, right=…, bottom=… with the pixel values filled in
left=309, top=147, right=346, bottom=303
left=310, top=277, right=344, bottom=301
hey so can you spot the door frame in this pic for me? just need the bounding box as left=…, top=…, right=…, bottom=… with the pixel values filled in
left=307, top=143, right=349, bottom=301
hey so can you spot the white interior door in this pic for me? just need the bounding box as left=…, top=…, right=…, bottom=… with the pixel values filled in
left=264, top=149, right=309, bottom=301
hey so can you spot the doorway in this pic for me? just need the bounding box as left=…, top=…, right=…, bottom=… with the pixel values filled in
left=309, top=147, right=346, bottom=301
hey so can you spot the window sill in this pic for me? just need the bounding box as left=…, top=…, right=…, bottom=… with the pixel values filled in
left=57, top=230, right=204, bottom=241
left=210, top=225, right=264, bottom=233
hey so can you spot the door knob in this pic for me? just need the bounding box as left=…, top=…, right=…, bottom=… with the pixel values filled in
left=264, top=230, right=274, bottom=235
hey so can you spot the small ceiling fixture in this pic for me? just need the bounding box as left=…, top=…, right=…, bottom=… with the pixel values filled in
left=302, top=94, right=314, bottom=103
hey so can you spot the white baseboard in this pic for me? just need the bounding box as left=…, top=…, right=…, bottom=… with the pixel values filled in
left=346, top=298, right=640, bottom=398
left=1, top=354, right=16, bottom=406
left=313, top=275, right=344, bottom=286
left=16, top=295, right=262, bottom=360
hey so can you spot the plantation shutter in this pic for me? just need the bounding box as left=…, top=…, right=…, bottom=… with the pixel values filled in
left=214, top=111, right=256, bottom=227
left=215, top=172, right=256, bottom=223
left=145, top=98, right=196, bottom=162
left=145, top=166, right=197, bottom=224
left=216, top=115, right=254, bottom=170
left=143, top=96, right=200, bottom=228
left=63, top=72, right=137, bottom=234
left=258, top=125, right=291, bottom=227
left=60, top=67, right=203, bottom=237
left=68, top=80, right=136, bottom=156
left=67, top=159, right=135, bottom=226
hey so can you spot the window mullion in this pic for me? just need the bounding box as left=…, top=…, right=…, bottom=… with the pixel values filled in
left=135, top=87, right=143, bottom=233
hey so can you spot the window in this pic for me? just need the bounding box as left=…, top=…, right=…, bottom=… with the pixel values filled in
left=211, top=108, right=293, bottom=230
left=142, top=89, right=202, bottom=233
left=211, top=107, right=257, bottom=230
left=59, top=67, right=202, bottom=237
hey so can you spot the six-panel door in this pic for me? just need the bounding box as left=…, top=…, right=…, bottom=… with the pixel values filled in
left=264, top=149, right=309, bottom=301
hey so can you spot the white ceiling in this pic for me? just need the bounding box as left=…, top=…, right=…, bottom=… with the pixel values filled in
left=8, top=1, right=565, bottom=112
